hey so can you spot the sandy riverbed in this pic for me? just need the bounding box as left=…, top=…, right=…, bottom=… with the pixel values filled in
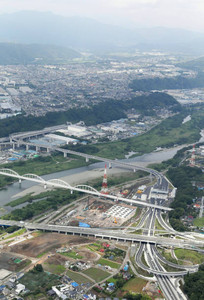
left=11, top=144, right=185, bottom=199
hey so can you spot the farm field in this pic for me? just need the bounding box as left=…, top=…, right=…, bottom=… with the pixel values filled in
left=82, top=267, right=110, bottom=282
left=97, top=258, right=121, bottom=269
left=66, top=269, right=93, bottom=284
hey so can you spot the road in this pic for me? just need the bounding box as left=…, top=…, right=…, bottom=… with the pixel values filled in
left=0, top=168, right=172, bottom=211
left=134, top=200, right=189, bottom=300
left=1, top=132, right=202, bottom=298
left=0, top=219, right=204, bottom=250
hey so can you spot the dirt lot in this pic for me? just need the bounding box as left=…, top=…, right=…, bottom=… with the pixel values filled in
left=9, top=233, right=94, bottom=257
left=77, top=249, right=99, bottom=261
left=0, top=252, right=30, bottom=271
left=44, top=254, right=68, bottom=265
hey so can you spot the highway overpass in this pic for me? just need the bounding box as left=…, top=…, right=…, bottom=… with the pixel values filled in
left=0, top=168, right=172, bottom=211
left=0, top=219, right=203, bottom=250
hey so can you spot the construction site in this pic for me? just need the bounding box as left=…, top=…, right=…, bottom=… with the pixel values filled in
left=51, top=165, right=144, bottom=228
left=53, top=197, right=136, bottom=228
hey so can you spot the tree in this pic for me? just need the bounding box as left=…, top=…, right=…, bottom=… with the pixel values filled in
left=33, top=264, right=43, bottom=273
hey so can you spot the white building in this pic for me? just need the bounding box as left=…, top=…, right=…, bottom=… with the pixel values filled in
left=16, top=283, right=25, bottom=295
left=45, top=134, right=78, bottom=145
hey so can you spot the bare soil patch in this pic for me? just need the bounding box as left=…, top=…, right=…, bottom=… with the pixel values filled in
left=45, top=254, right=68, bottom=265
left=0, top=252, right=30, bottom=271
left=77, top=250, right=98, bottom=261
left=9, top=233, right=93, bottom=257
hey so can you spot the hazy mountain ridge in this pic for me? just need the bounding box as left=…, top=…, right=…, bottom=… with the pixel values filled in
left=0, top=11, right=204, bottom=53
left=0, top=43, right=81, bottom=64
left=178, top=56, right=204, bottom=71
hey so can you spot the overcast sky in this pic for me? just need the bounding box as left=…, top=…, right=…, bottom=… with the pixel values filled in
left=1, top=0, right=204, bottom=32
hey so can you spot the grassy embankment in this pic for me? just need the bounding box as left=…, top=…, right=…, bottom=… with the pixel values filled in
left=4, top=228, right=26, bottom=240
left=174, top=248, right=204, bottom=265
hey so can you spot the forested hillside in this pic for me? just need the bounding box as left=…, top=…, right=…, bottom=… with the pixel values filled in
left=0, top=43, right=81, bottom=64
left=184, top=264, right=204, bottom=300
left=0, top=92, right=180, bottom=137
left=129, top=72, right=204, bottom=91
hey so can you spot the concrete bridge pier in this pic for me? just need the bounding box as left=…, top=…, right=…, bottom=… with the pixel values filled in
left=108, top=162, right=112, bottom=169
left=133, top=168, right=136, bottom=173
left=26, top=144, right=29, bottom=151
left=86, top=157, right=89, bottom=163
left=64, top=152, right=67, bottom=158
left=150, top=173, right=153, bottom=182
left=19, top=179, right=22, bottom=187
left=47, top=148, right=50, bottom=153
left=44, top=183, right=47, bottom=189
left=36, top=146, right=39, bottom=152
left=70, top=190, right=73, bottom=194
left=13, top=143, right=15, bottom=150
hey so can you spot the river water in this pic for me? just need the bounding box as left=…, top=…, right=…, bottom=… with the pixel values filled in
left=0, top=145, right=183, bottom=215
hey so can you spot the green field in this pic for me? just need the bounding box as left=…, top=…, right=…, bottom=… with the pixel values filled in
left=175, top=248, right=204, bottom=265
left=61, top=251, right=83, bottom=259
left=97, top=258, right=121, bottom=269
left=82, top=267, right=110, bottom=282
left=66, top=269, right=93, bottom=284
left=194, top=217, right=204, bottom=228
left=160, top=250, right=178, bottom=265
left=43, top=263, right=66, bottom=275
left=122, top=277, right=147, bottom=293
left=0, top=154, right=90, bottom=189
left=86, top=243, right=102, bottom=252
left=5, top=154, right=90, bottom=176
left=20, top=270, right=60, bottom=292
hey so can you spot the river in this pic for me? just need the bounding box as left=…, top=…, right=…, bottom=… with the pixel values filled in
left=0, top=145, right=184, bottom=215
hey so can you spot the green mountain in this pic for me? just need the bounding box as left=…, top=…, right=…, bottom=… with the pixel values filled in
left=0, top=43, right=81, bottom=64
left=1, top=11, right=204, bottom=54
left=178, top=56, right=204, bottom=71
left=129, top=72, right=204, bottom=91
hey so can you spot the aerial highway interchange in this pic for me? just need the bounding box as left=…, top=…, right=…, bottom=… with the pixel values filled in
left=0, top=134, right=203, bottom=300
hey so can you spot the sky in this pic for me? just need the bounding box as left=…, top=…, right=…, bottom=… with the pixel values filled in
left=1, top=0, right=204, bottom=32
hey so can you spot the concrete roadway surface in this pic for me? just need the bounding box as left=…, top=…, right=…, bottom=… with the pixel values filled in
left=134, top=202, right=190, bottom=300
left=1, top=219, right=204, bottom=250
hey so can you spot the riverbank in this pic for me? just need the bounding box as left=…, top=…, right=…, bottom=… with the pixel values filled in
left=9, top=145, right=184, bottom=200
